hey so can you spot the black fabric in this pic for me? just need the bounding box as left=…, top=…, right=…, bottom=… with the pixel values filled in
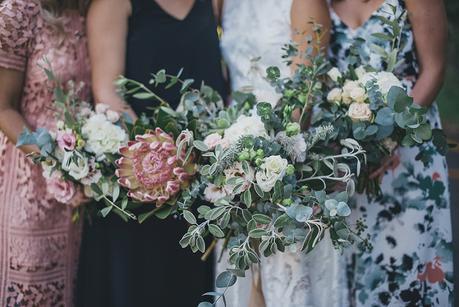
left=77, top=1, right=226, bottom=306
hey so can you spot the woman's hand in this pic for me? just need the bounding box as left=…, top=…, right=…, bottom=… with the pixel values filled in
left=406, top=0, right=447, bottom=107
left=87, top=0, right=138, bottom=122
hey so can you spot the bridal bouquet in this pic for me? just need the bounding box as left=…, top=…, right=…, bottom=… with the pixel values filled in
left=267, top=20, right=449, bottom=197
left=17, top=67, right=226, bottom=221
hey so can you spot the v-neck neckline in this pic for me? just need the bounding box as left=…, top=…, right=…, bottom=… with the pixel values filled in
left=330, top=1, right=387, bottom=32
left=153, top=0, right=196, bottom=22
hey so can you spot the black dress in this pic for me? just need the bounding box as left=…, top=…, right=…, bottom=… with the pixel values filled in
left=77, top=1, right=226, bottom=306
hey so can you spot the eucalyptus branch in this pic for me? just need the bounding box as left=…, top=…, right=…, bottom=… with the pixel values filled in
left=102, top=195, right=137, bottom=220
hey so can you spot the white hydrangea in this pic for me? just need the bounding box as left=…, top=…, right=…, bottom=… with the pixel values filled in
left=82, top=113, right=128, bottom=160
left=222, top=114, right=268, bottom=146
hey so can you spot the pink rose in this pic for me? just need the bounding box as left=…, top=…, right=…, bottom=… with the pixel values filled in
left=47, top=174, right=76, bottom=204
left=203, top=133, right=223, bottom=150
left=56, top=130, right=76, bottom=151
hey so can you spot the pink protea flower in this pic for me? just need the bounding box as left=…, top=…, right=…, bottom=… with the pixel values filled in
left=115, top=128, right=196, bottom=205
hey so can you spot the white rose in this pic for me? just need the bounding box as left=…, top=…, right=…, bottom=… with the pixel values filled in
left=327, top=88, right=343, bottom=104
left=327, top=67, right=342, bottom=82
left=82, top=113, right=128, bottom=159
left=348, top=102, right=373, bottom=122
left=342, top=80, right=361, bottom=105
left=106, top=110, right=120, bottom=123
left=222, top=114, right=268, bottom=146
left=349, top=86, right=367, bottom=103
left=62, top=151, right=90, bottom=180
left=376, top=72, right=403, bottom=95
left=204, top=183, right=231, bottom=203
left=255, top=155, right=288, bottom=192
left=354, top=66, right=367, bottom=79
left=95, top=103, right=110, bottom=114
left=203, top=133, right=223, bottom=150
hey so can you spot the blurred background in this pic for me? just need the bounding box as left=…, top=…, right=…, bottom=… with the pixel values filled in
left=442, top=0, right=459, bottom=299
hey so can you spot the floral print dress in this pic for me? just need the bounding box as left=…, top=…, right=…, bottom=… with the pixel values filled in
left=328, top=0, right=454, bottom=306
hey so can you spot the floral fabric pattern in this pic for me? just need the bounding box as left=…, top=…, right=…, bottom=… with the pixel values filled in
left=0, top=0, right=90, bottom=306
left=328, top=0, right=454, bottom=306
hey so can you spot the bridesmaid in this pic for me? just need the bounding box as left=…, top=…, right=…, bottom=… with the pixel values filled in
left=76, top=0, right=227, bottom=306
left=0, top=0, right=90, bottom=306
left=328, top=0, right=454, bottom=306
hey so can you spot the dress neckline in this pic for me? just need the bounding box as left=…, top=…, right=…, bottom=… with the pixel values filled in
left=329, top=0, right=387, bottom=32
left=152, top=0, right=196, bottom=21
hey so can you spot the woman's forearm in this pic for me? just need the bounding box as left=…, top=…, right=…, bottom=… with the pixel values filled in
left=411, top=67, right=445, bottom=108
left=0, top=108, right=39, bottom=154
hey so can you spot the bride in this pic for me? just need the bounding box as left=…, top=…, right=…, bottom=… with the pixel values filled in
left=215, top=0, right=347, bottom=306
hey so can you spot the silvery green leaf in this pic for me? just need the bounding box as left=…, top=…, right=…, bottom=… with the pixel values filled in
left=415, top=123, right=432, bottom=141
left=180, top=78, right=194, bottom=93
left=197, top=205, right=211, bottom=215
left=179, top=234, right=191, bottom=248
left=273, top=214, right=290, bottom=228
left=241, top=209, right=252, bottom=223
left=193, top=140, right=209, bottom=152
left=112, top=184, right=120, bottom=202
left=196, top=236, right=206, bottom=253
left=215, top=271, right=237, bottom=288
left=248, top=229, right=268, bottom=238
left=200, top=165, right=210, bottom=175
left=208, top=224, right=225, bottom=238
left=100, top=206, right=112, bottom=217
left=375, top=107, right=394, bottom=126
left=252, top=214, right=271, bottom=225
left=254, top=184, right=264, bottom=198
left=241, top=160, right=250, bottom=175
left=205, top=207, right=226, bottom=221
left=242, top=189, right=252, bottom=206
left=387, top=86, right=412, bottom=112
left=183, top=210, right=197, bottom=225
left=121, top=198, right=128, bottom=210
left=133, top=92, right=154, bottom=100
left=220, top=212, right=231, bottom=229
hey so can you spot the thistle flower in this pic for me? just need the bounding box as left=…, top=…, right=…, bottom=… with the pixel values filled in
left=115, top=128, right=196, bottom=205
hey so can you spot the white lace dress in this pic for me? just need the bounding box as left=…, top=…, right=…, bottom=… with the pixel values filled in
left=218, top=1, right=348, bottom=306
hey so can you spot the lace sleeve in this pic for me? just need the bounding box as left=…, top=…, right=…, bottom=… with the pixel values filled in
left=0, top=0, right=40, bottom=71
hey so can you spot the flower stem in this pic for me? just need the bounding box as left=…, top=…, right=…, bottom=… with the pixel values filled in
left=201, top=238, right=218, bottom=262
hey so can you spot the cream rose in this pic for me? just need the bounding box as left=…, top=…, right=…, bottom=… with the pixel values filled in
left=342, top=80, right=361, bottom=105
left=255, top=155, right=288, bottom=192
left=327, top=88, right=343, bottom=104
left=376, top=72, right=403, bottom=95
left=348, top=102, right=373, bottom=122
left=349, top=86, right=367, bottom=104
left=327, top=67, right=342, bottom=82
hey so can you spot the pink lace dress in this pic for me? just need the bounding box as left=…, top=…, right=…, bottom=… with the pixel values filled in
left=0, top=0, right=90, bottom=305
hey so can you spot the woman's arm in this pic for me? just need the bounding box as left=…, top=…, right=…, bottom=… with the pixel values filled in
left=291, top=0, right=331, bottom=66
left=405, top=0, right=447, bottom=107
left=212, top=0, right=224, bottom=26
left=0, top=68, right=38, bottom=153
left=87, top=0, right=137, bottom=120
